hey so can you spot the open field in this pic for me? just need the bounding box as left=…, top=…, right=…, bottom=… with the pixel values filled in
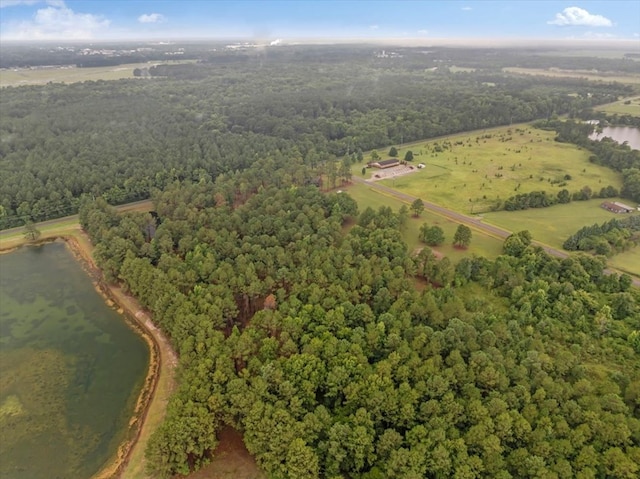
left=595, top=96, right=640, bottom=116
left=0, top=61, right=193, bottom=87
left=356, top=125, right=621, bottom=215
left=343, top=182, right=505, bottom=261
left=502, top=67, right=640, bottom=85
left=482, top=198, right=640, bottom=276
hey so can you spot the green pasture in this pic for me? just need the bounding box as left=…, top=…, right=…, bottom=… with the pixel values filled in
left=595, top=96, right=640, bottom=116
left=482, top=197, right=640, bottom=249
left=607, top=248, right=640, bottom=278
left=0, top=61, right=193, bottom=87
left=343, top=182, right=505, bottom=261
left=482, top=198, right=640, bottom=277
left=357, top=125, right=621, bottom=215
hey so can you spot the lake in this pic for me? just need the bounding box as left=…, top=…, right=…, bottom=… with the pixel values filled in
left=0, top=242, right=149, bottom=479
left=589, top=125, right=640, bottom=150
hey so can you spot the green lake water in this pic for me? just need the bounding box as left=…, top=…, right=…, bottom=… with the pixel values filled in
left=0, top=242, right=149, bottom=479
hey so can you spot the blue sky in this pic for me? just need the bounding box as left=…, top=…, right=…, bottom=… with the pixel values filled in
left=0, top=1, right=639, bottom=43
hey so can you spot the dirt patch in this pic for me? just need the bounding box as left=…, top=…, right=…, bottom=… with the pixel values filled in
left=178, top=427, right=264, bottom=479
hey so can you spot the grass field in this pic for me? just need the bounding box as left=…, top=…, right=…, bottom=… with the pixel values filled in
left=357, top=125, right=621, bottom=215
left=0, top=61, right=193, bottom=87
left=482, top=199, right=640, bottom=276
left=343, top=182, right=505, bottom=261
left=502, top=67, right=640, bottom=85
left=595, top=96, right=640, bottom=116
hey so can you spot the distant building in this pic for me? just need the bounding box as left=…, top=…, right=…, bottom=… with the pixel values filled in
left=371, top=159, right=401, bottom=169
left=601, top=201, right=634, bottom=213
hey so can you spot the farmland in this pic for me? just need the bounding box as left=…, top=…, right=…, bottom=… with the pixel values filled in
left=502, top=66, right=640, bottom=85
left=0, top=61, right=193, bottom=87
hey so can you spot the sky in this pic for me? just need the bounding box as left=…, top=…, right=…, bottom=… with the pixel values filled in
left=0, top=0, right=639, bottom=43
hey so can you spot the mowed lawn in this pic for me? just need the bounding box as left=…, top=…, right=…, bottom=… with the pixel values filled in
left=342, top=182, right=505, bottom=261
left=358, top=125, right=621, bottom=215
left=595, top=96, right=640, bottom=116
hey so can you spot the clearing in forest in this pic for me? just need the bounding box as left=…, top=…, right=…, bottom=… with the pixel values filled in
left=358, top=125, right=621, bottom=215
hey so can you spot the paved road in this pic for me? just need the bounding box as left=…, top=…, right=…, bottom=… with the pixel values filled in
left=354, top=176, right=640, bottom=287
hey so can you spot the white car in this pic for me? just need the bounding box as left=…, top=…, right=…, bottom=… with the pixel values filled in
left=417, top=163, right=425, bottom=169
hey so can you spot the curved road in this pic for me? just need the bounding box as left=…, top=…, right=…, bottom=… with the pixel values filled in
left=354, top=176, right=640, bottom=287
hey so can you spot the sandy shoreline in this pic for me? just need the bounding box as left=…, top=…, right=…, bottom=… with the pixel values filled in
left=1, top=232, right=176, bottom=479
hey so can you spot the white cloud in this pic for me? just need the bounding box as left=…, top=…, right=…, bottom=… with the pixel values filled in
left=461, top=6, right=472, bottom=11
left=1, top=2, right=110, bottom=39
left=269, top=38, right=282, bottom=46
left=138, top=13, right=166, bottom=24
left=369, top=24, right=379, bottom=30
left=417, top=29, right=428, bottom=35
left=548, top=7, right=612, bottom=27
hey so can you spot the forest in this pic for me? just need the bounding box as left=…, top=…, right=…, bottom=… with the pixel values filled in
left=4, top=44, right=640, bottom=477
left=79, top=157, right=640, bottom=478
left=0, top=45, right=636, bottom=229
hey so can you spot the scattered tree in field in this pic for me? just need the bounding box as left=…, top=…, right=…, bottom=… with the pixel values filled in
left=389, top=146, right=398, bottom=157
left=398, top=205, right=409, bottom=230
left=410, top=198, right=424, bottom=217
left=404, top=150, right=414, bottom=162
left=370, top=150, right=380, bottom=162
left=503, top=230, right=532, bottom=257
left=23, top=221, right=41, bottom=241
left=361, top=167, right=366, bottom=176
left=453, top=224, right=472, bottom=248
left=419, top=224, right=445, bottom=246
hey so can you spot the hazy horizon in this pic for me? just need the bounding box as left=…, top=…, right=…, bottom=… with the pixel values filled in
left=1, top=0, right=639, bottom=45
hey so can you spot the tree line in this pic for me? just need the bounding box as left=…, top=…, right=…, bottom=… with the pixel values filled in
left=1, top=47, right=632, bottom=229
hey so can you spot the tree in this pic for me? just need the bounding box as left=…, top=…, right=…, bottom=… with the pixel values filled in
left=389, top=146, right=398, bottom=157
left=362, top=167, right=366, bottom=176
left=503, top=230, right=531, bottom=257
left=420, top=224, right=445, bottom=246
left=370, top=150, right=381, bottom=162
left=453, top=224, right=472, bottom=248
left=23, top=221, right=41, bottom=241
left=404, top=150, right=414, bottom=162
left=410, top=198, right=424, bottom=217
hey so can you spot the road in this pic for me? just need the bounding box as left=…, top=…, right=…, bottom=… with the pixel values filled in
left=353, top=176, right=640, bottom=287
left=0, top=199, right=153, bottom=239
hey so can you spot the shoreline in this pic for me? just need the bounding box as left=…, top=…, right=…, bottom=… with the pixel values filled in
left=1, top=233, right=177, bottom=479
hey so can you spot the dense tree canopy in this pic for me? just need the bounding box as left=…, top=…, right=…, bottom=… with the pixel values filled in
left=80, top=157, right=640, bottom=478
left=0, top=46, right=632, bottom=229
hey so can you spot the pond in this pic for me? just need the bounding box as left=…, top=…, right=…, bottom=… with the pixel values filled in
left=589, top=125, right=640, bottom=150
left=0, top=242, right=149, bottom=479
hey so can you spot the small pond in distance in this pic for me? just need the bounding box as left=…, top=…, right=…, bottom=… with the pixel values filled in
left=0, top=242, right=149, bottom=479
left=589, top=125, right=640, bottom=151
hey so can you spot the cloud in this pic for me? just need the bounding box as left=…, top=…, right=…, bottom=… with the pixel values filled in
left=548, top=7, right=612, bottom=27
left=138, top=13, right=166, bottom=24
left=269, top=38, right=282, bottom=46
left=369, top=24, right=379, bottom=30
left=461, top=6, right=472, bottom=11
left=1, top=2, right=109, bottom=39
left=417, top=29, right=428, bottom=35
